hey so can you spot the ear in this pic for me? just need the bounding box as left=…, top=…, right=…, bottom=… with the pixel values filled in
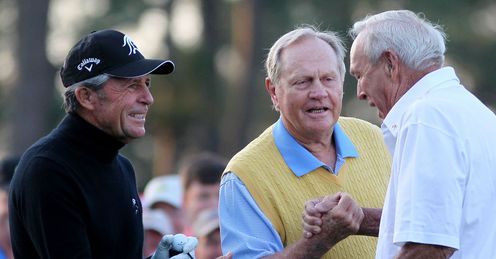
left=382, top=50, right=400, bottom=79
left=75, top=87, right=97, bottom=110
left=265, top=77, right=279, bottom=110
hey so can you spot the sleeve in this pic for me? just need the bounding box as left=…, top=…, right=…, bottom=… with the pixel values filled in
left=219, top=172, right=283, bottom=258
left=393, top=121, right=466, bottom=249
left=13, top=157, right=92, bottom=258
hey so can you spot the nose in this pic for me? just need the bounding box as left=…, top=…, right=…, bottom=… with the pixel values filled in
left=141, top=85, right=154, bottom=106
left=357, top=84, right=367, bottom=100
left=308, top=80, right=327, bottom=99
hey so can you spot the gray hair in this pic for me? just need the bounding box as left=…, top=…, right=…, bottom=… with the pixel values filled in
left=63, top=74, right=111, bottom=113
left=349, top=10, right=447, bottom=70
left=265, top=25, right=347, bottom=84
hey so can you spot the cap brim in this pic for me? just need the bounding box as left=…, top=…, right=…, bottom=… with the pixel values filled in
left=106, top=59, right=174, bottom=78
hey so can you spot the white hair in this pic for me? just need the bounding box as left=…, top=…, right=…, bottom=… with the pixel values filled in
left=265, top=25, right=347, bottom=84
left=63, top=74, right=111, bottom=113
left=349, top=10, right=447, bottom=70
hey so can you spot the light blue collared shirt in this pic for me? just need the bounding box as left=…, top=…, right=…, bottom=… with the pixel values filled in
left=219, top=119, right=358, bottom=258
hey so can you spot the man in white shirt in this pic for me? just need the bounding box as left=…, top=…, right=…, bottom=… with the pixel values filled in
left=304, top=10, right=496, bottom=259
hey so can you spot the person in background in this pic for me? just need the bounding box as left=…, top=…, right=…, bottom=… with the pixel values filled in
left=179, top=152, right=227, bottom=235
left=305, top=10, right=496, bottom=259
left=0, top=186, right=11, bottom=259
left=0, top=186, right=10, bottom=259
left=8, top=29, right=176, bottom=258
left=219, top=25, right=391, bottom=258
left=0, top=157, right=19, bottom=187
left=192, top=209, right=222, bottom=259
left=143, top=209, right=174, bottom=258
left=0, top=156, right=19, bottom=259
left=143, top=174, right=184, bottom=234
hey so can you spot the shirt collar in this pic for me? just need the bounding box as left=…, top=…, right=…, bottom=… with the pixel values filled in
left=273, top=118, right=358, bottom=177
left=382, top=66, right=459, bottom=137
left=57, top=113, right=125, bottom=162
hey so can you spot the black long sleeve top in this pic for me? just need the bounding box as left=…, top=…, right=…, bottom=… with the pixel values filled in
left=9, top=113, right=144, bottom=258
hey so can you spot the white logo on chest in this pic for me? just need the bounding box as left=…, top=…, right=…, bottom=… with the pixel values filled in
left=132, top=198, right=139, bottom=214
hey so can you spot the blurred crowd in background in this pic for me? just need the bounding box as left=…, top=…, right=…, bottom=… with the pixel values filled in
left=0, top=152, right=226, bottom=259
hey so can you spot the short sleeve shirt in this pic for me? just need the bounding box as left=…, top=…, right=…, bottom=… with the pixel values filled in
left=376, top=67, right=496, bottom=258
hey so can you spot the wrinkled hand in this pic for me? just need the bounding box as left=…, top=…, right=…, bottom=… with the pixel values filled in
left=320, top=193, right=364, bottom=246
left=302, top=193, right=339, bottom=238
left=302, top=192, right=363, bottom=244
left=151, top=233, right=198, bottom=259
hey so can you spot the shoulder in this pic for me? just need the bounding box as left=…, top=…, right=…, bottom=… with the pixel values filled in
left=15, top=150, right=69, bottom=183
left=338, top=117, right=390, bottom=159
left=11, top=133, right=82, bottom=195
left=338, top=116, right=382, bottom=137
left=117, top=154, right=132, bottom=167
left=230, top=125, right=275, bottom=160
left=224, top=124, right=277, bottom=174
left=338, top=116, right=379, bottom=128
left=9, top=154, right=78, bottom=211
left=20, top=128, right=77, bottom=169
left=117, top=154, right=135, bottom=176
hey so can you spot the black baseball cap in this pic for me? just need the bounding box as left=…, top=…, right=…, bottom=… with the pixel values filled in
left=60, top=29, right=175, bottom=87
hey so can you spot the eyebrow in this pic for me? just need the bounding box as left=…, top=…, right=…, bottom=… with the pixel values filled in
left=115, top=77, right=150, bottom=84
left=129, top=78, right=144, bottom=83
left=326, top=71, right=338, bottom=78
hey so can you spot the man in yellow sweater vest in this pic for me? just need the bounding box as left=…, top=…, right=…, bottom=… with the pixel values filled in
left=219, top=25, right=391, bottom=258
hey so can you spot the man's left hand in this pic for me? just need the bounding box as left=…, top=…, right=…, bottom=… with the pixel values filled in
left=151, top=234, right=198, bottom=259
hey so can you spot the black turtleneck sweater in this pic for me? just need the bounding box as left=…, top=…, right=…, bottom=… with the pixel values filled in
left=9, top=113, right=144, bottom=258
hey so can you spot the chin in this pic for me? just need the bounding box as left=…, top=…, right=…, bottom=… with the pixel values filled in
left=127, top=128, right=147, bottom=139
left=309, top=122, right=333, bottom=133
left=135, top=132, right=146, bottom=138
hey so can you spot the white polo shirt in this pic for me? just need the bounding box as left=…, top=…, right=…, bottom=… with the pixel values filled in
left=376, top=67, right=496, bottom=259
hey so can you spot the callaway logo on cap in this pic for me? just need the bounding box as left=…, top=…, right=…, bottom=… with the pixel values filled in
left=60, top=29, right=174, bottom=87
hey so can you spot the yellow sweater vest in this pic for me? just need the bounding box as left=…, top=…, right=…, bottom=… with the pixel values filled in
left=224, top=117, right=391, bottom=258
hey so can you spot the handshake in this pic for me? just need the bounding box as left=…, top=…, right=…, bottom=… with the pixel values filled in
left=150, top=233, right=232, bottom=259
left=302, top=192, right=366, bottom=244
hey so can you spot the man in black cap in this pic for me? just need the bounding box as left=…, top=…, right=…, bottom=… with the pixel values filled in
left=8, top=29, right=175, bottom=258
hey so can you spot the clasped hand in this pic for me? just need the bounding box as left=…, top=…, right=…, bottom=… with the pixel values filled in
left=302, top=192, right=364, bottom=245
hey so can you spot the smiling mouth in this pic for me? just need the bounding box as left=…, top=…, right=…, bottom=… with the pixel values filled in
left=129, top=113, right=146, bottom=120
left=307, top=107, right=329, bottom=113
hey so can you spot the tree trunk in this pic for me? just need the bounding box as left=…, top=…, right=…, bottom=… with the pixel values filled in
left=198, top=0, right=222, bottom=151
left=11, top=0, right=55, bottom=156
left=220, top=0, right=260, bottom=156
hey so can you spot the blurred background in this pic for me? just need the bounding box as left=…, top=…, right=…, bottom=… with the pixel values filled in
left=0, top=0, right=495, bottom=190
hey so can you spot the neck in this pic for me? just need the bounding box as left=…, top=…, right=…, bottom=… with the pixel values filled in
left=283, top=119, right=338, bottom=168
left=76, top=109, right=99, bottom=129
left=391, top=65, right=440, bottom=106
left=300, top=135, right=337, bottom=169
